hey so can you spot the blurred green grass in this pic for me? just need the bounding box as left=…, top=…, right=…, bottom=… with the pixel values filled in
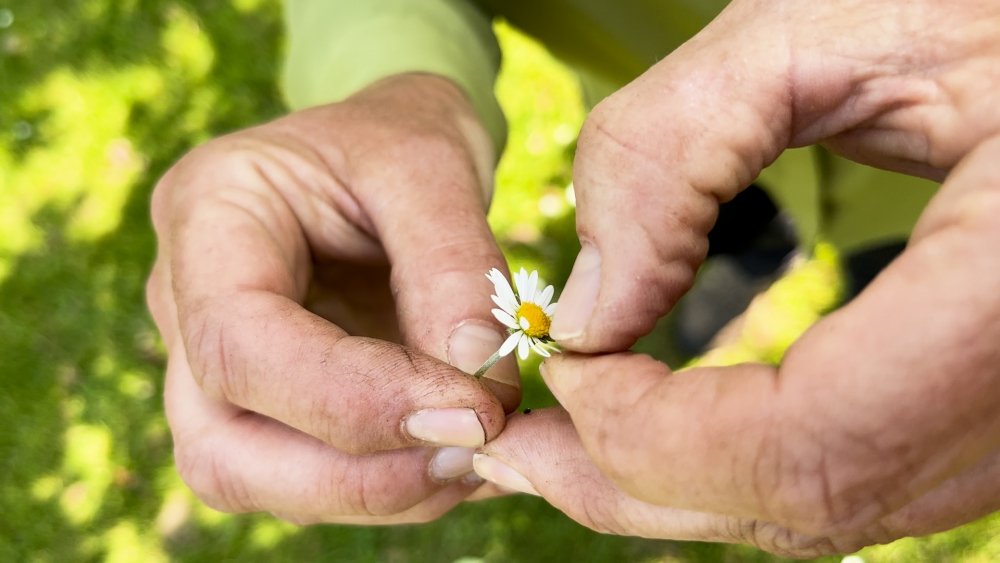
left=2, top=2, right=999, bottom=561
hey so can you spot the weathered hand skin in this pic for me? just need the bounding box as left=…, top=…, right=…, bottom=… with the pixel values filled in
left=147, top=74, right=520, bottom=524
left=478, top=0, right=1000, bottom=557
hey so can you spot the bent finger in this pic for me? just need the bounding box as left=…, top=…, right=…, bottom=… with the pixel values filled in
left=342, top=75, right=521, bottom=409
left=165, top=141, right=507, bottom=453
left=475, top=409, right=844, bottom=559
left=549, top=7, right=795, bottom=352
left=273, top=480, right=485, bottom=526
left=543, top=137, right=1000, bottom=535
left=165, top=349, right=478, bottom=519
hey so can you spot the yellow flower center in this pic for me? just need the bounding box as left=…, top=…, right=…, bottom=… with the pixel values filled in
left=516, top=302, right=551, bottom=338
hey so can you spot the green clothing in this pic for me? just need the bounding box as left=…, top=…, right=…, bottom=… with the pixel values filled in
left=282, top=0, right=939, bottom=254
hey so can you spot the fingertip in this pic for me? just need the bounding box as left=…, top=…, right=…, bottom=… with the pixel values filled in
left=472, top=453, right=541, bottom=496
left=428, top=447, right=477, bottom=482
left=463, top=480, right=514, bottom=502
left=539, top=352, right=609, bottom=407
left=549, top=244, right=602, bottom=344
left=405, top=408, right=486, bottom=448
left=480, top=377, right=522, bottom=414
left=552, top=240, right=683, bottom=353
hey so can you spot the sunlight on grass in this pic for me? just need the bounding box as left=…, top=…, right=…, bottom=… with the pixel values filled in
left=693, top=243, right=843, bottom=368
left=0, top=66, right=156, bottom=281
left=103, top=520, right=169, bottom=563
left=488, top=21, right=586, bottom=394
left=162, top=5, right=215, bottom=80
left=249, top=519, right=298, bottom=550
left=60, top=424, right=114, bottom=525
left=490, top=19, right=584, bottom=280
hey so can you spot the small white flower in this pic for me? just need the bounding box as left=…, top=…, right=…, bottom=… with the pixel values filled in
left=486, top=267, right=559, bottom=361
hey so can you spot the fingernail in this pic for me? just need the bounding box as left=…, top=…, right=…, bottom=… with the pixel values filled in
left=429, top=447, right=476, bottom=481
left=549, top=244, right=601, bottom=341
left=472, top=453, right=540, bottom=496
left=449, top=323, right=518, bottom=386
left=462, top=472, right=485, bottom=486
left=406, top=408, right=486, bottom=447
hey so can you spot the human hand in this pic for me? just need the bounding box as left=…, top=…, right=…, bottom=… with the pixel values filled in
left=474, top=0, right=1000, bottom=556
left=146, top=73, right=519, bottom=524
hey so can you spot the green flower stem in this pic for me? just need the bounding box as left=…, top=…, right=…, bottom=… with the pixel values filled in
left=473, top=350, right=502, bottom=379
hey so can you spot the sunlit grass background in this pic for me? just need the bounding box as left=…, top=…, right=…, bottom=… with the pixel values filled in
left=2, top=1, right=999, bottom=561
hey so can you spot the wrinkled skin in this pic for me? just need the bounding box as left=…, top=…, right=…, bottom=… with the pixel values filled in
left=146, top=74, right=518, bottom=525
left=475, top=0, right=1000, bottom=558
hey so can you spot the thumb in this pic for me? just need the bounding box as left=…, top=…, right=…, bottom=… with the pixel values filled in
left=549, top=16, right=792, bottom=351
left=351, top=77, right=521, bottom=410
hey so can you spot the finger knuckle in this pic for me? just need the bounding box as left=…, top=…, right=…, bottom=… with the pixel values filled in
left=174, top=436, right=257, bottom=514
left=721, top=518, right=842, bottom=559
left=164, top=130, right=302, bottom=204
left=583, top=380, right=654, bottom=489
left=589, top=422, right=631, bottom=486
left=571, top=495, right=629, bottom=535
left=577, top=96, right=661, bottom=173
left=391, top=238, right=499, bottom=291
left=386, top=129, right=469, bottom=166
left=181, top=303, right=248, bottom=402
left=763, top=421, right=897, bottom=536
left=557, top=472, right=632, bottom=535
left=317, top=462, right=415, bottom=517
left=305, top=382, right=372, bottom=455
left=577, top=97, right=622, bottom=152
left=953, top=189, right=1000, bottom=237
left=155, top=131, right=253, bottom=198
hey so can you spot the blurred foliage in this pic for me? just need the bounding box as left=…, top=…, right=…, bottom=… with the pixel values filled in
left=690, top=242, right=843, bottom=369
left=1, top=2, right=999, bottom=562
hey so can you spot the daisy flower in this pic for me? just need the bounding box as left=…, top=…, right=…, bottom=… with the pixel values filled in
left=474, top=268, right=559, bottom=378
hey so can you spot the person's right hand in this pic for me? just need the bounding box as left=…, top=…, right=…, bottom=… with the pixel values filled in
left=473, top=0, right=1000, bottom=556
left=146, top=73, right=520, bottom=524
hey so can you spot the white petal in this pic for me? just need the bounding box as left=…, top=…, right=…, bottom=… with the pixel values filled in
left=490, top=295, right=516, bottom=317
left=485, top=270, right=502, bottom=295
left=519, top=316, right=530, bottom=330
left=514, top=268, right=527, bottom=301
left=536, top=285, right=554, bottom=308
left=486, top=269, right=504, bottom=290
left=491, top=293, right=517, bottom=316
left=544, top=302, right=557, bottom=316
left=485, top=268, right=504, bottom=288
left=535, top=336, right=557, bottom=350
left=517, top=334, right=530, bottom=360
left=498, top=332, right=521, bottom=357
left=529, top=338, right=551, bottom=357
left=493, top=308, right=519, bottom=329
left=491, top=271, right=519, bottom=310
left=524, top=270, right=538, bottom=304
